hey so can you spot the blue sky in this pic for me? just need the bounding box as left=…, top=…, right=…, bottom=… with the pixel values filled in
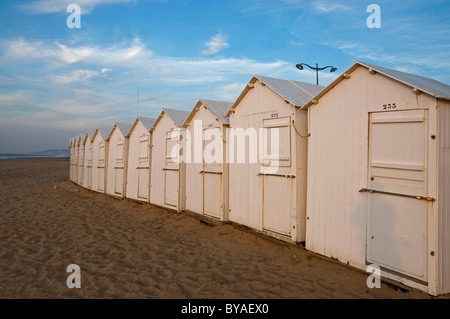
left=0, top=0, right=449, bottom=153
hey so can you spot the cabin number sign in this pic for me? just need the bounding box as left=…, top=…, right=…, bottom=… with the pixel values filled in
left=382, top=103, right=397, bottom=110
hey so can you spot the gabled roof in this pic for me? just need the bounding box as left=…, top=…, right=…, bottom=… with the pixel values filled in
left=93, top=127, right=113, bottom=141
left=183, top=99, right=233, bottom=127
left=80, top=132, right=88, bottom=144
left=354, top=60, right=450, bottom=101
left=139, top=116, right=157, bottom=131
left=152, top=108, right=191, bottom=131
left=163, top=108, right=191, bottom=127
left=303, top=60, right=450, bottom=109
left=77, top=134, right=83, bottom=146
left=226, top=75, right=324, bottom=116
left=82, top=129, right=96, bottom=144
left=126, top=116, right=157, bottom=137
left=108, top=122, right=132, bottom=140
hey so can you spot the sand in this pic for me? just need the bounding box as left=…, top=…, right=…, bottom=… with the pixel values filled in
left=0, top=158, right=444, bottom=299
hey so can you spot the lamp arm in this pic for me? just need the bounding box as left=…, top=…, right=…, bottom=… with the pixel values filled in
left=299, top=63, right=317, bottom=70
left=317, top=65, right=335, bottom=71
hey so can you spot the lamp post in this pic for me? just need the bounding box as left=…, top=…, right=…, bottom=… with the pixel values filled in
left=295, top=63, right=337, bottom=85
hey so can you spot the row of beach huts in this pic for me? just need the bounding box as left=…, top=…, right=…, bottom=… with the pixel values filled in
left=69, top=60, right=450, bottom=296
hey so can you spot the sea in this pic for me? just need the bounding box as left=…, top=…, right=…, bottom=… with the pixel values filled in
left=0, top=154, right=69, bottom=160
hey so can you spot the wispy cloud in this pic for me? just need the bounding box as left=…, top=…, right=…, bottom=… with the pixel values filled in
left=50, top=69, right=100, bottom=84
left=311, top=0, right=351, bottom=13
left=0, top=37, right=151, bottom=67
left=20, top=0, right=138, bottom=15
left=322, top=39, right=450, bottom=81
left=201, top=33, right=230, bottom=56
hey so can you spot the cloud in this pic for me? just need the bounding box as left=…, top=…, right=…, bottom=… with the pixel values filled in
left=20, top=0, right=137, bottom=15
left=0, top=37, right=294, bottom=84
left=50, top=69, right=100, bottom=84
left=201, top=33, right=229, bottom=56
left=322, top=39, right=450, bottom=81
left=0, top=37, right=151, bottom=67
left=311, top=0, right=351, bottom=13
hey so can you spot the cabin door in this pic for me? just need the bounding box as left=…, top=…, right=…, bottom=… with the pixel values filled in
left=261, top=116, right=293, bottom=236
left=202, top=126, right=223, bottom=219
left=79, top=145, right=84, bottom=185
left=114, top=140, right=124, bottom=195
left=137, top=135, right=149, bottom=200
left=87, top=144, right=93, bottom=189
left=98, top=142, right=105, bottom=192
left=74, top=146, right=78, bottom=183
left=366, top=110, right=428, bottom=282
left=164, top=129, right=180, bottom=208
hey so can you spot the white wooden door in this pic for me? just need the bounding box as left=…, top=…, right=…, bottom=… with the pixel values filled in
left=79, top=145, right=84, bottom=185
left=164, top=130, right=179, bottom=207
left=98, top=142, right=105, bottom=191
left=115, top=169, right=123, bottom=194
left=202, top=126, right=222, bottom=218
left=261, top=116, right=292, bottom=236
left=114, top=140, right=124, bottom=195
left=367, top=110, right=428, bottom=282
left=87, top=144, right=93, bottom=188
left=137, top=135, right=149, bottom=200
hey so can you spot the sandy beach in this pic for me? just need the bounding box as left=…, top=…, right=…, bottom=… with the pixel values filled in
left=0, top=158, right=445, bottom=299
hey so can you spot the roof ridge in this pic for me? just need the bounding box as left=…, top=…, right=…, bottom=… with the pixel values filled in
left=288, top=80, right=315, bottom=98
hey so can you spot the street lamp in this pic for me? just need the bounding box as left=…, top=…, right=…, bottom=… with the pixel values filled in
left=296, top=63, right=337, bottom=85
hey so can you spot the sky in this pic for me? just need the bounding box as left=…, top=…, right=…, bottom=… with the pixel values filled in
left=0, top=0, right=449, bottom=153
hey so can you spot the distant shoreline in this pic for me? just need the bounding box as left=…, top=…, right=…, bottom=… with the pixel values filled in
left=0, top=155, right=69, bottom=160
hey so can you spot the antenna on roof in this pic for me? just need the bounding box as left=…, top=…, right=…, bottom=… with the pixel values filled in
left=136, top=86, right=139, bottom=117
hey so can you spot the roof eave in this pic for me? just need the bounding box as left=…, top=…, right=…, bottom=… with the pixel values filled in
left=302, top=63, right=360, bottom=110
left=226, top=76, right=259, bottom=117
left=183, top=100, right=203, bottom=128
left=351, top=59, right=450, bottom=101
left=151, top=110, right=166, bottom=132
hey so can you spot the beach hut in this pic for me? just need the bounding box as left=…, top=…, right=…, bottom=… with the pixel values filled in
left=83, top=130, right=95, bottom=189
left=226, top=75, right=323, bottom=243
left=73, top=136, right=79, bottom=184
left=183, top=99, right=233, bottom=220
left=126, top=116, right=156, bottom=202
left=105, top=122, right=132, bottom=198
left=150, top=108, right=190, bottom=212
left=303, top=60, right=450, bottom=296
left=69, top=138, right=73, bottom=181
left=77, top=134, right=84, bottom=186
left=91, top=127, right=112, bottom=193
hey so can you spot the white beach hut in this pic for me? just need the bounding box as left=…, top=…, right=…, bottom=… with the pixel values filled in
left=303, top=60, right=450, bottom=296
left=150, top=108, right=190, bottom=212
left=82, top=130, right=95, bottom=189
left=105, top=122, right=132, bottom=198
left=226, top=75, right=323, bottom=243
left=126, top=116, right=156, bottom=202
left=73, top=136, right=80, bottom=184
left=77, top=134, right=85, bottom=186
left=91, top=127, right=112, bottom=194
left=69, top=138, right=74, bottom=181
left=183, top=99, right=233, bottom=220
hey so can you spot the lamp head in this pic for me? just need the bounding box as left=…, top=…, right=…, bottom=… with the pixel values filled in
left=295, top=64, right=303, bottom=70
left=330, top=67, right=337, bottom=73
